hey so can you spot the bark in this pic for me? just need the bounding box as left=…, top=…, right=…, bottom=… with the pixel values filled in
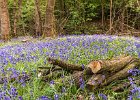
left=86, top=74, right=106, bottom=90
left=47, top=57, right=84, bottom=71
left=47, top=55, right=140, bottom=90
left=54, top=71, right=91, bottom=87
left=109, top=0, right=112, bottom=33
left=112, top=78, right=140, bottom=92
left=86, top=59, right=140, bottom=90
left=13, top=0, right=22, bottom=37
left=43, top=0, right=56, bottom=37
left=87, top=55, right=134, bottom=74
left=34, top=0, right=42, bottom=37
left=101, top=0, right=105, bottom=31
left=101, top=60, right=140, bottom=86
left=0, top=0, right=10, bottom=41
left=40, top=71, right=62, bottom=81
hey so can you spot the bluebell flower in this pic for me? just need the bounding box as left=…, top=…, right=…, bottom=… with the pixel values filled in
left=9, top=86, right=18, bottom=97
left=79, top=77, right=85, bottom=90
left=39, top=96, right=51, bottom=100
left=90, top=94, right=95, bottom=100
left=62, top=87, right=66, bottom=93
left=3, top=96, right=11, bottom=100
left=0, top=91, right=6, bottom=99
left=18, top=96, right=23, bottom=100
left=50, top=80, right=55, bottom=85
left=127, top=95, right=133, bottom=100
left=54, top=94, right=59, bottom=100
left=82, top=64, right=85, bottom=69
left=99, top=93, right=107, bottom=100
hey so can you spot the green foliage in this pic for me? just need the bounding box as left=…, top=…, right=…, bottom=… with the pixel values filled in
left=6, top=0, right=140, bottom=36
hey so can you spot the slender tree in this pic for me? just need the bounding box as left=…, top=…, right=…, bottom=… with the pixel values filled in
left=13, top=0, right=22, bottom=37
left=101, top=0, right=105, bottom=32
left=43, top=0, right=56, bottom=37
left=121, top=0, right=125, bottom=33
left=0, top=0, right=10, bottom=41
left=110, top=0, right=112, bottom=33
left=34, top=0, right=42, bottom=37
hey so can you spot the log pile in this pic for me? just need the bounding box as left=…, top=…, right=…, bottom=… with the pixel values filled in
left=0, top=55, right=140, bottom=92
left=41, top=55, right=140, bottom=91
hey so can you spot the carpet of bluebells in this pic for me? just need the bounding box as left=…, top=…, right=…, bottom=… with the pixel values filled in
left=0, top=35, right=140, bottom=100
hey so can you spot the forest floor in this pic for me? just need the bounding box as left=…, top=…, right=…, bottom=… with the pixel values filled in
left=0, top=34, right=140, bottom=100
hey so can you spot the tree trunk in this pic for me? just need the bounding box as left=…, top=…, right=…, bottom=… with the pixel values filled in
left=34, top=0, right=42, bottom=37
left=0, top=0, right=10, bottom=41
left=13, top=0, right=22, bottom=37
left=101, top=0, right=105, bottom=31
left=109, top=0, right=112, bottom=34
left=121, top=5, right=125, bottom=33
left=43, top=0, right=56, bottom=37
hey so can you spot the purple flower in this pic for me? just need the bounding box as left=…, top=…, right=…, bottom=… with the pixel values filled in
left=90, top=94, right=95, bottom=100
left=62, top=87, right=66, bottom=93
left=0, top=92, right=6, bottom=99
left=54, top=94, right=59, bottom=100
left=18, top=96, right=23, bottom=100
left=99, top=93, right=107, bottom=100
left=19, top=78, right=26, bottom=87
left=3, top=96, right=11, bottom=100
left=9, top=86, right=18, bottom=97
left=39, top=96, right=51, bottom=100
left=79, top=77, right=85, bottom=90
left=127, top=95, right=133, bottom=100
left=50, top=80, right=55, bottom=85
left=3, top=78, right=7, bottom=90
left=82, top=64, right=85, bottom=69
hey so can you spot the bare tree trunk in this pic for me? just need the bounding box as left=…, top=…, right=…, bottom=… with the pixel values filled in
left=34, top=0, right=42, bottom=37
left=101, top=0, right=105, bottom=32
left=109, top=0, right=112, bottom=34
left=13, top=0, right=22, bottom=37
left=0, top=0, right=10, bottom=41
left=43, top=0, right=56, bottom=37
left=121, top=8, right=125, bottom=33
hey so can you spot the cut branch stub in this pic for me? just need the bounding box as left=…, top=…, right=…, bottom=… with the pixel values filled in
left=87, top=61, right=101, bottom=73
left=87, top=55, right=134, bottom=74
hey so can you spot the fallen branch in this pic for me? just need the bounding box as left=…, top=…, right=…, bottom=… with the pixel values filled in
left=46, top=55, right=140, bottom=89
left=47, top=57, right=83, bottom=71
left=87, top=55, right=134, bottom=74
left=112, top=78, right=140, bottom=92
left=86, top=58, right=140, bottom=90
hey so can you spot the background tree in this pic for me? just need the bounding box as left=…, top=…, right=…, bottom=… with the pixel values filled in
left=13, top=0, right=22, bottom=37
left=34, top=0, right=42, bottom=37
left=0, top=0, right=139, bottom=39
left=43, top=0, right=56, bottom=37
left=0, top=0, right=10, bottom=41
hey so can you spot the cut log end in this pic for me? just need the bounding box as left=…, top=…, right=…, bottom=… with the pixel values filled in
left=87, top=61, right=101, bottom=74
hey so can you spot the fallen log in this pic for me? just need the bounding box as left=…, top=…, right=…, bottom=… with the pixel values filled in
left=112, top=78, right=140, bottom=92
left=48, top=55, right=135, bottom=75
left=47, top=55, right=140, bottom=90
left=87, top=55, right=134, bottom=74
left=86, top=59, right=140, bottom=90
left=54, top=71, right=92, bottom=87
left=101, top=59, right=140, bottom=86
